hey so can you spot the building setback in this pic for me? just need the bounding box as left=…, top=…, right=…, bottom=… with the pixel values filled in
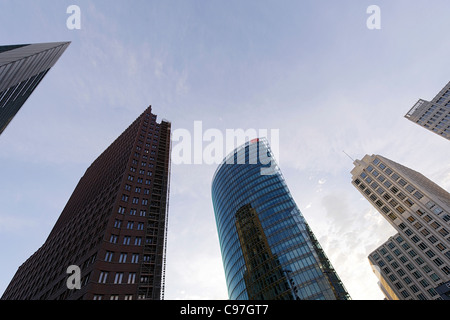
left=1, top=106, right=171, bottom=300
left=351, top=154, right=450, bottom=300
left=212, top=138, right=350, bottom=300
left=0, top=42, right=70, bottom=135
left=404, top=81, right=450, bottom=141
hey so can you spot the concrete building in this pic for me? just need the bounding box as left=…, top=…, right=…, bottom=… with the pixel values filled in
left=405, top=81, right=450, bottom=141
left=351, top=154, right=450, bottom=300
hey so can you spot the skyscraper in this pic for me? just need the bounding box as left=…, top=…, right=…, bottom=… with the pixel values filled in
left=0, top=42, right=70, bottom=135
left=351, top=154, right=450, bottom=300
left=211, top=138, right=350, bottom=300
left=404, top=81, right=450, bottom=141
left=1, top=106, right=171, bottom=300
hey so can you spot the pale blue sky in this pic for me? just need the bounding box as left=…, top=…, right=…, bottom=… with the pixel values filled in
left=0, top=0, right=449, bottom=300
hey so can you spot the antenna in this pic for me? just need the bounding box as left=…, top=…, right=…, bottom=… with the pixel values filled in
left=342, top=150, right=355, bottom=162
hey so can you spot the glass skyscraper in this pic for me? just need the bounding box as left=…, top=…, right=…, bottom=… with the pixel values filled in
left=211, top=138, right=350, bottom=300
left=0, top=42, right=70, bottom=135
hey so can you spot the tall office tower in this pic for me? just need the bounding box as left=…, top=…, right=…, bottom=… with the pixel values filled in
left=351, top=154, right=450, bottom=300
left=1, top=106, right=171, bottom=300
left=404, top=81, right=450, bottom=141
left=211, top=138, right=350, bottom=300
left=0, top=42, right=70, bottom=135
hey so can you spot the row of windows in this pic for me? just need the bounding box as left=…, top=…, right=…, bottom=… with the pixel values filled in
left=113, top=219, right=145, bottom=230
left=97, top=271, right=145, bottom=284
left=117, top=206, right=147, bottom=216
left=110, top=235, right=143, bottom=245
left=126, top=176, right=152, bottom=185
left=121, top=194, right=150, bottom=204
left=93, top=294, right=135, bottom=300
left=104, top=251, right=154, bottom=264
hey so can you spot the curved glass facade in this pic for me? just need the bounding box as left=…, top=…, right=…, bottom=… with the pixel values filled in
left=211, top=138, right=350, bottom=300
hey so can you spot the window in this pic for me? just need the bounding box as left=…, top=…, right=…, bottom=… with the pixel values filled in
left=397, top=192, right=406, bottom=200
left=430, top=221, right=441, bottom=229
left=128, top=273, right=136, bottom=284
left=110, top=235, right=118, bottom=244
left=413, top=191, right=423, bottom=200
left=131, top=254, right=139, bottom=263
left=396, top=206, right=405, bottom=214
left=119, top=253, right=127, bottom=263
left=127, top=221, right=134, bottom=229
left=105, top=251, right=113, bottom=262
left=137, top=222, right=144, bottom=230
left=135, top=237, right=142, bottom=245
left=98, top=271, right=108, bottom=284
left=123, top=236, right=131, bottom=245
left=114, top=273, right=123, bottom=284
left=404, top=198, right=414, bottom=207
left=114, top=219, right=122, bottom=228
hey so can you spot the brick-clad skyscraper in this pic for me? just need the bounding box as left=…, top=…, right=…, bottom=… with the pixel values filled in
left=1, top=106, right=171, bottom=300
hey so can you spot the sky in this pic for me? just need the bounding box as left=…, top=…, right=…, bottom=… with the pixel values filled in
left=0, top=0, right=449, bottom=300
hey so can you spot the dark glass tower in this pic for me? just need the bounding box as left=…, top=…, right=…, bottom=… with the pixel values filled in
left=211, top=138, right=350, bottom=300
left=1, top=106, right=171, bottom=300
left=0, top=42, right=70, bottom=135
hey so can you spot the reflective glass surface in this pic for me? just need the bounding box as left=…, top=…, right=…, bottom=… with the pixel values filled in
left=212, top=139, right=350, bottom=300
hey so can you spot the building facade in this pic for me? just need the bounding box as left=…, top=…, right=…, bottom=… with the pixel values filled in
left=0, top=42, right=70, bottom=135
left=404, top=81, right=450, bottom=141
left=211, top=138, right=350, bottom=300
left=351, top=154, right=450, bottom=300
left=1, top=106, right=171, bottom=300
